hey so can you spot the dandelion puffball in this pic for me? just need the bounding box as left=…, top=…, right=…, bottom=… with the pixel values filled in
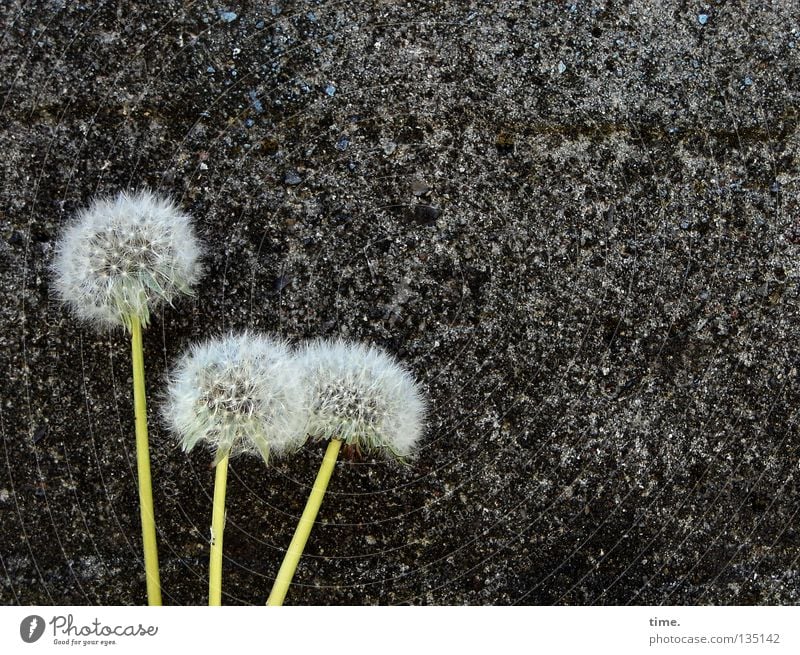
left=52, top=190, right=202, bottom=330
left=296, top=338, right=427, bottom=460
left=164, top=333, right=308, bottom=466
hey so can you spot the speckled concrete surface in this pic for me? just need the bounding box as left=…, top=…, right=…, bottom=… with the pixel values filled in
left=2, top=0, right=800, bottom=605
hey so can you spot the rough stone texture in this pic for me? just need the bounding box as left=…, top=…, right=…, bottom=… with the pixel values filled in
left=2, top=0, right=800, bottom=605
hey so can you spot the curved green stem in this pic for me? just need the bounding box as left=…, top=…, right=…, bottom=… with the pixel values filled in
left=267, top=438, right=342, bottom=606
left=130, top=315, right=162, bottom=606
left=209, top=453, right=230, bottom=606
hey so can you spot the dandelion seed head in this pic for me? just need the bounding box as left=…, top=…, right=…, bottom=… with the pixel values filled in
left=297, top=338, right=427, bottom=460
left=51, top=190, right=203, bottom=330
left=163, top=332, right=308, bottom=465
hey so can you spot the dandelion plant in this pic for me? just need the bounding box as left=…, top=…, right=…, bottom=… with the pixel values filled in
left=52, top=190, right=202, bottom=605
left=267, top=338, right=426, bottom=606
left=163, top=332, right=308, bottom=605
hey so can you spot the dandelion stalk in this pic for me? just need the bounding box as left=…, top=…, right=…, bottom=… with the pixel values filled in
left=53, top=190, right=203, bottom=604
left=209, top=452, right=230, bottom=606
left=266, top=339, right=427, bottom=605
left=267, top=438, right=341, bottom=607
left=163, top=333, right=308, bottom=606
left=130, top=314, right=162, bottom=606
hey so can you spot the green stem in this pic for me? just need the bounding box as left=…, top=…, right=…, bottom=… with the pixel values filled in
left=267, top=438, right=342, bottom=606
left=209, top=453, right=230, bottom=606
left=130, top=315, right=162, bottom=606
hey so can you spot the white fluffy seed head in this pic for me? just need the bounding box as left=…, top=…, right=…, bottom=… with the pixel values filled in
left=296, top=338, right=427, bottom=461
left=51, top=189, right=203, bottom=331
left=163, top=332, right=308, bottom=466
